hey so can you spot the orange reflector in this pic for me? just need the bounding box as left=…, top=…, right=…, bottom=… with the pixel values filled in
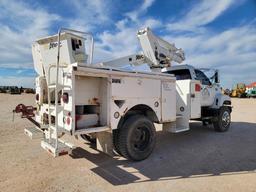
left=195, top=84, right=201, bottom=92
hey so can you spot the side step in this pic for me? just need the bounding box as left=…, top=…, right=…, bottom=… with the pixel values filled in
left=41, top=139, right=74, bottom=157
left=163, top=115, right=190, bottom=133
left=24, top=127, right=44, bottom=139
left=74, top=126, right=110, bottom=135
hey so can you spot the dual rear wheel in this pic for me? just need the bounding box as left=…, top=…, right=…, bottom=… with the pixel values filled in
left=113, top=115, right=156, bottom=161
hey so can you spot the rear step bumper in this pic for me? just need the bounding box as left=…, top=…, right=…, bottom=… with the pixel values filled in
left=41, top=139, right=74, bottom=157
left=24, top=127, right=44, bottom=139
left=23, top=125, right=112, bottom=157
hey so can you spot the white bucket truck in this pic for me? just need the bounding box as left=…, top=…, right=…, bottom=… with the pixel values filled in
left=13, top=28, right=232, bottom=161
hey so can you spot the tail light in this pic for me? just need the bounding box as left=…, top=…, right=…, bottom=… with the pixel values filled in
left=66, top=116, right=71, bottom=125
left=62, top=92, right=69, bottom=103
left=64, top=112, right=71, bottom=125
left=36, top=93, right=39, bottom=101
left=195, top=84, right=201, bottom=92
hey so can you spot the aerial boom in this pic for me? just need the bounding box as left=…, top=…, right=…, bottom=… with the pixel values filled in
left=98, top=27, right=185, bottom=70
left=137, top=27, right=185, bottom=68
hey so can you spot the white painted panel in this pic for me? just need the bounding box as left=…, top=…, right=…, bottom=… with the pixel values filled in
left=110, top=76, right=165, bottom=128
left=74, top=76, right=101, bottom=105
left=99, top=78, right=109, bottom=126
left=111, top=76, right=161, bottom=98
left=190, top=81, right=201, bottom=118
left=176, top=80, right=191, bottom=117
left=161, top=80, right=176, bottom=122
left=175, top=80, right=191, bottom=130
left=176, top=80, right=201, bottom=119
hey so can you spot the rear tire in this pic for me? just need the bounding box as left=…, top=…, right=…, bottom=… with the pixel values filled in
left=116, top=115, right=156, bottom=161
left=113, top=129, right=122, bottom=155
left=213, top=106, right=231, bottom=132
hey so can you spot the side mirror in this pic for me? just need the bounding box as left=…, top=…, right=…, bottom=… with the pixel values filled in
left=214, top=70, right=220, bottom=83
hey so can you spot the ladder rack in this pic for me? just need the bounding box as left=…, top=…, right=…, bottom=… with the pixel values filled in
left=41, top=28, right=95, bottom=157
left=44, top=63, right=71, bottom=157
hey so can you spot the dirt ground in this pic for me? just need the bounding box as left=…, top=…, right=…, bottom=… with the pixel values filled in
left=0, top=93, right=256, bottom=192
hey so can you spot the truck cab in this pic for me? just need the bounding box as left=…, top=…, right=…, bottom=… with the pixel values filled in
left=163, top=64, right=232, bottom=131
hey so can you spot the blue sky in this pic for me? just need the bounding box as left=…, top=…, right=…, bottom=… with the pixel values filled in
left=0, top=0, right=255, bottom=88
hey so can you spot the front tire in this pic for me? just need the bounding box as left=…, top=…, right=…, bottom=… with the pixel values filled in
left=116, top=115, right=156, bottom=161
left=213, top=107, right=231, bottom=132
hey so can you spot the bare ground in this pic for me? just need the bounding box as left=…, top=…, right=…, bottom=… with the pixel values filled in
left=0, top=93, right=256, bottom=192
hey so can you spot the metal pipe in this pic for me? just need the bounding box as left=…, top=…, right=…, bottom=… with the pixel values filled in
left=89, top=36, right=94, bottom=64
left=47, top=64, right=55, bottom=143
left=54, top=28, right=62, bottom=149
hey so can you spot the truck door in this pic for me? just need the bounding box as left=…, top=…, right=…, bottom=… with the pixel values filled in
left=194, top=69, right=216, bottom=106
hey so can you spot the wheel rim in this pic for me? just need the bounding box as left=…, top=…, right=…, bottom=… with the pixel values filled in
left=131, top=126, right=150, bottom=151
left=222, top=111, right=230, bottom=127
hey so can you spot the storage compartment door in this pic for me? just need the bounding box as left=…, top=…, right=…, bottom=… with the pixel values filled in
left=190, top=81, right=201, bottom=118
left=161, top=80, right=176, bottom=122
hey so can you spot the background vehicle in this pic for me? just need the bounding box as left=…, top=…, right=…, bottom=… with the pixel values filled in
left=0, top=86, right=21, bottom=94
left=246, top=82, right=256, bottom=98
left=10, top=86, right=21, bottom=94
left=0, top=86, right=7, bottom=93
left=23, top=88, right=35, bottom=94
left=231, top=83, right=247, bottom=98
left=247, top=87, right=256, bottom=98
left=13, top=28, right=232, bottom=161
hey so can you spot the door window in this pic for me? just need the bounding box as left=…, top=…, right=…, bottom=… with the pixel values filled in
left=195, top=70, right=211, bottom=86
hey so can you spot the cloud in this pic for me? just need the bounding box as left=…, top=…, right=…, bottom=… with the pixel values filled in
left=67, top=0, right=256, bottom=89
left=0, top=0, right=60, bottom=69
left=141, top=0, right=255, bottom=88
left=0, top=0, right=114, bottom=70
left=95, top=26, right=139, bottom=61
left=0, top=0, right=254, bottom=89
left=125, top=0, right=155, bottom=21
left=65, top=0, right=114, bottom=31
left=93, top=0, right=161, bottom=62
left=163, top=22, right=256, bottom=88
left=167, top=0, right=236, bottom=32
